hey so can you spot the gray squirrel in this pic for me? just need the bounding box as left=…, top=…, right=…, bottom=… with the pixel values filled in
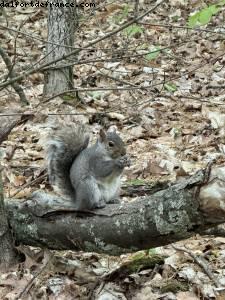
left=46, top=125, right=130, bottom=210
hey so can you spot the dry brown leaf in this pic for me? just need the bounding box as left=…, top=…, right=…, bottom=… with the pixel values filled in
left=177, top=291, right=199, bottom=300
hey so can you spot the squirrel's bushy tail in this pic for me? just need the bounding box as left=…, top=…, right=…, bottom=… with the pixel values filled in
left=46, top=125, right=89, bottom=197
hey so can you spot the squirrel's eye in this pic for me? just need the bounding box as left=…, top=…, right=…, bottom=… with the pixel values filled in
left=108, top=141, right=114, bottom=147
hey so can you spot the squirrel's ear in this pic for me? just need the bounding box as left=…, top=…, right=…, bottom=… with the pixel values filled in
left=99, top=129, right=107, bottom=142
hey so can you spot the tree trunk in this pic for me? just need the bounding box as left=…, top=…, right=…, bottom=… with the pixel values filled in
left=0, top=117, right=31, bottom=268
left=44, top=0, right=76, bottom=96
left=0, top=167, right=20, bottom=269
left=6, top=166, right=225, bottom=256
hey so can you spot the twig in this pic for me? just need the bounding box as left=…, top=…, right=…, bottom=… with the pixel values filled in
left=172, top=245, right=220, bottom=288
left=0, top=32, right=206, bottom=76
left=42, top=51, right=225, bottom=103
left=0, top=46, right=29, bottom=105
left=15, top=250, right=53, bottom=300
left=0, top=0, right=166, bottom=90
left=0, top=24, right=144, bottom=52
left=0, top=114, right=33, bottom=144
left=98, top=69, right=139, bottom=88
left=138, top=22, right=225, bottom=35
left=10, top=173, right=47, bottom=198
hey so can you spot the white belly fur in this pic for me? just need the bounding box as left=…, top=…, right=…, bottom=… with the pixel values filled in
left=97, top=175, right=121, bottom=203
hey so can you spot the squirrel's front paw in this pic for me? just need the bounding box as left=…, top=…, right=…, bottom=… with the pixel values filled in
left=107, top=198, right=120, bottom=204
left=116, top=155, right=131, bottom=168
left=95, top=199, right=106, bottom=209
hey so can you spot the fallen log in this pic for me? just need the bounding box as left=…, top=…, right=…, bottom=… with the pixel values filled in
left=6, top=165, right=225, bottom=255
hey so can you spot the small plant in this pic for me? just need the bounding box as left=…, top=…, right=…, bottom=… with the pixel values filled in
left=123, top=24, right=143, bottom=37
left=87, top=91, right=102, bottom=100
left=145, top=46, right=161, bottom=61
left=164, top=83, right=177, bottom=93
left=188, top=0, right=225, bottom=27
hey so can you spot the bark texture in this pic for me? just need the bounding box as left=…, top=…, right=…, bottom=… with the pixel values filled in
left=0, top=169, right=20, bottom=268
left=6, top=168, right=225, bottom=256
left=44, top=0, right=76, bottom=96
left=0, top=118, right=30, bottom=268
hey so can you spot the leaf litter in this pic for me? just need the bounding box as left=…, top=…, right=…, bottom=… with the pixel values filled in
left=1, top=0, right=225, bottom=299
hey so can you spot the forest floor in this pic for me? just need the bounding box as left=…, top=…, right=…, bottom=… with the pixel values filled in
left=0, top=0, right=225, bottom=299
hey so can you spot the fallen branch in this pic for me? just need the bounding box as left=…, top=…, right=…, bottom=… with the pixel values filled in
left=6, top=165, right=225, bottom=255
left=172, top=245, right=219, bottom=288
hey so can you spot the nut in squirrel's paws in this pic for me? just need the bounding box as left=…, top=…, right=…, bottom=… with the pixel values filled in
left=117, top=155, right=131, bottom=168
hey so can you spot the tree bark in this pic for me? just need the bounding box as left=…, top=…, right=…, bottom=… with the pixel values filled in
left=43, top=0, right=76, bottom=96
left=0, top=167, right=21, bottom=268
left=6, top=166, right=225, bottom=256
left=0, top=118, right=31, bottom=268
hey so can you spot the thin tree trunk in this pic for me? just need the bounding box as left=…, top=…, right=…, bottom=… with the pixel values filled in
left=0, top=167, right=20, bottom=269
left=44, top=0, right=76, bottom=96
left=0, top=117, right=31, bottom=268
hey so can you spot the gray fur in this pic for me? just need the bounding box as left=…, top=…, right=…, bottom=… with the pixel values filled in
left=47, top=125, right=129, bottom=210
left=47, top=125, right=89, bottom=197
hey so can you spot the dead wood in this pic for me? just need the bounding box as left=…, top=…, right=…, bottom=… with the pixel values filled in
left=5, top=165, right=225, bottom=255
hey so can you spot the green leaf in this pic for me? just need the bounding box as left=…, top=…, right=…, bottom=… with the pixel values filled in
left=124, top=24, right=143, bottom=37
left=209, top=4, right=220, bottom=14
left=188, top=12, right=200, bottom=28
left=61, top=94, right=75, bottom=101
left=145, top=47, right=161, bottom=61
left=87, top=91, right=102, bottom=100
left=188, top=1, right=225, bottom=28
left=198, top=8, right=213, bottom=25
left=164, top=83, right=177, bottom=93
left=147, top=248, right=157, bottom=255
